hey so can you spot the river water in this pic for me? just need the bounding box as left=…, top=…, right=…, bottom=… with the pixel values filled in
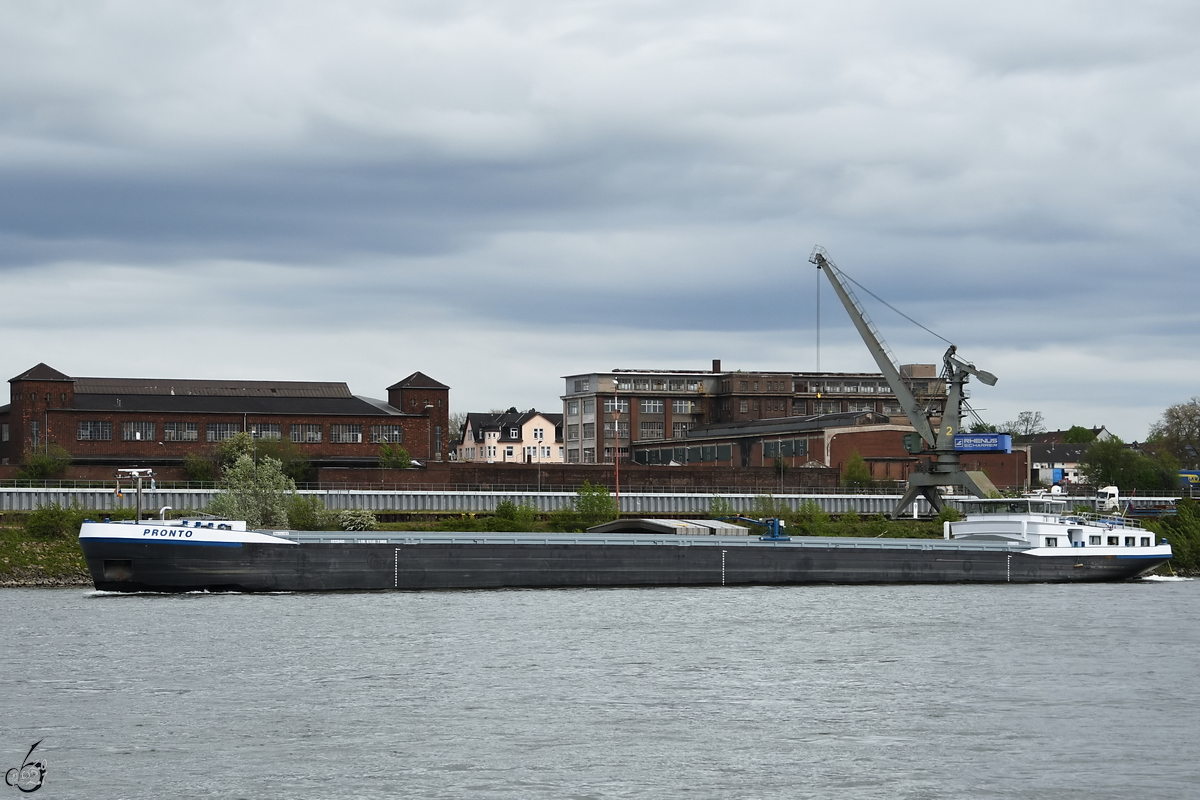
left=2, top=580, right=1198, bottom=799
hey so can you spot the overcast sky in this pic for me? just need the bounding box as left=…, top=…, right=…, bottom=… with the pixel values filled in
left=2, top=0, right=1197, bottom=439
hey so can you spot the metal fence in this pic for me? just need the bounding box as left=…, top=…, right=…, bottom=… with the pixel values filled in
left=0, top=487, right=942, bottom=516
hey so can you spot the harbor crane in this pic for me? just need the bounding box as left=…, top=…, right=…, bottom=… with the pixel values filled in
left=809, top=246, right=1000, bottom=518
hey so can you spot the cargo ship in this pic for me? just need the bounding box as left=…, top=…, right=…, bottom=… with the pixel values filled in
left=78, top=498, right=1172, bottom=592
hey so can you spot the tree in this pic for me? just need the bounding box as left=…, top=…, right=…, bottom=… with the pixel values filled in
left=841, top=451, right=873, bottom=488
left=1079, top=438, right=1177, bottom=491
left=708, top=497, right=737, bottom=518
left=1062, top=426, right=1097, bottom=444
left=574, top=481, right=618, bottom=528
left=1148, top=397, right=1200, bottom=469
left=16, top=444, right=72, bottom=480
left=1002, top=411, right=1046, bottom=438
left=379, top=442, right=412, bottom=470
left=206, top=454, right=295, bottom=529
left=968, top=422, right=999, bottom=433
left=448, top=412, right=468, bottom=444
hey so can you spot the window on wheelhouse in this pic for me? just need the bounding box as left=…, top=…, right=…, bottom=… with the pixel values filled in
left=1125, top=536, right=1135, bottom=547
left=1089, top=535, right=1101, bottom=546
left=1140, top=537, right=1151, bottom=547
left=1045, top=537, right=1058, bottom=547
left=1107, top=536, right=1119, bottom=546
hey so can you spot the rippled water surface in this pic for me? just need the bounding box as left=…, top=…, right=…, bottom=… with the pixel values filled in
left=2, top=579, right=1198, bottom=799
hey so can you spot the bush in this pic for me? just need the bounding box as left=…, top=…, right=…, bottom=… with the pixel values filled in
left=335, top=509, right=377, bottom=532
left=489, top=500, right=537, bottom=532
left=16, top=445, right=72, bottom=480
left=25, top=502, right=86, bottom=539
left=287, top=495, right=333, bottom=530
left=436, top=514, right=486, bottom=532
left=791, top=500, right=832, bottom=536
left=750, top=495, right=790, bottom=520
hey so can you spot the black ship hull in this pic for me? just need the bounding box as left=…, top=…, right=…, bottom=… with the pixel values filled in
left=80, top=536, right=1169, bottom=593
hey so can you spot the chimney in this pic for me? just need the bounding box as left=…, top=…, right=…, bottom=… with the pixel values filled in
left=712, top=359, right=721, bottom=373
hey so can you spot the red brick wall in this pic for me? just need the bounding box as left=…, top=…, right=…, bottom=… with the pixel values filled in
left=4, top=409, right=432, bottom=463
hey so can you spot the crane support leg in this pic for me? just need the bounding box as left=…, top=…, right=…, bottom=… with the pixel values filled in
left=891, top=470, right=1000, bottom=519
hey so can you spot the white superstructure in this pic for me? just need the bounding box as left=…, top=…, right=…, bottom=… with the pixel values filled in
left=946, top=498, right=1171, bottom=558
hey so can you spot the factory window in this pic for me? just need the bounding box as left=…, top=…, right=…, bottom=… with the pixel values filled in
left=330, top=424, right=363, bottom=443
left=122, top=422, right=156, bottom=442
left=739, top=381, right=748, bottom=390
left=673, top=400, right=696, bottom=414
left=617, top=379, right=632, bottom=390
left=604, top=397, right=629, bottom=413
left=604, top=421, right=629, bottom=439
left=568, top=401, right=579, bottom=416
left=207, top=423, right=240, bottom=442
left=604, top=446, right=615, bottom=462
left=1, top=423, right=7, bottom=442
left=817, top=401, right=839, bottom=414
left=582, top=399, right=595, bottom=414
left=673, top=422, right=690, bottom=439
left=582, top=447, right=596, bottom=463
left=739, top=400, right=748, bottom=413
left=640, top=421, right=665, bottom=439
left=163, top=422, right=199, bottom=442
left=669, top=380, right=683, bottom=390
left=850, top=401, right=874, bottom=412
left=371, top=425, right=403, bottom=444
left=640, top=399, right=664, bottom=413
left=567, top=448, right=579, bottom=463
left=290, top=424, right=322, bottom=443
left=573, top=379, right=590, bottom=393
left=251, top=423, right=282, bottom=441
left=582, top=423, right=595, bottom=439
left=30, top=421, right=39, bottom=449
left=77, top=420, right=113, bottom=441
left=567, top=424, right=579, bottom=441
left=634, top=379, right=650, bottom=390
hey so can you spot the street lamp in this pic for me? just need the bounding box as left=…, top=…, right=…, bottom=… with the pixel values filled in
left=535, top=427, right=544, bottom=493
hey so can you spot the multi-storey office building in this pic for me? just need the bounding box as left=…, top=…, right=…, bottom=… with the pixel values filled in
left=0, top=363, right=451, bottom=471
left=560, top=360, right=944, bottom=464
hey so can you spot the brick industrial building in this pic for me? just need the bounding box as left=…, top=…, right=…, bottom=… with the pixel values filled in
left=0, top=364, right=450, bottom=476
left=560, top=359, right=944, bottom=465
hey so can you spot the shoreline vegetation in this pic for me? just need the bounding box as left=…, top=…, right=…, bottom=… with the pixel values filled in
left=6, top=494, right=1197, bottom=586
